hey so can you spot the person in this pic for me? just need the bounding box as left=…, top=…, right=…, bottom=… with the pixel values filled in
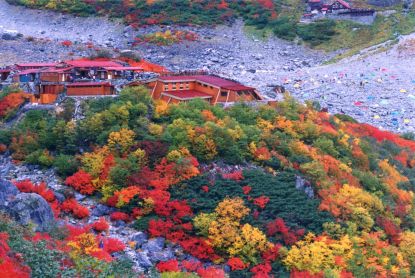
left=99, top=232, right=105, bottom=249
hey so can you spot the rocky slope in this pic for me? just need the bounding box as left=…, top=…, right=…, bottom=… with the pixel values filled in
left=1, top=0, right=415, bottom=133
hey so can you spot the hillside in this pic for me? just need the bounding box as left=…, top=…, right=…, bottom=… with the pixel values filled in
left=1, top=86, right=415, bottom=276
left=6, top=0, right=415, bottom=52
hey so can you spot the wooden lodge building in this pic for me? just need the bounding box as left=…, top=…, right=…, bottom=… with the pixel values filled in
left=9, top=59, right=145, bottom=104
left=4, top=60, right=264, bottom=106
left=145, top=74, right=263, bottom=105
left=66, top=82, right=114, bottom=96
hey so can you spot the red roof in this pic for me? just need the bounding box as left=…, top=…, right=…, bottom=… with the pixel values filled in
left=335, top=0, right=350, bottom=8
left=162, top=90, right=212, bottom=100
left=0, top=69, right=11, bottom=73
left=16, top=69, right=41, bottom=75
left=16, top=63, right=57, bottom=68
left=67, top=82, right=112, bottom=87
left=159, top=75, right=254, bottom=91
left=40, top=67, right=73, bottom=73
left=65, top=60, right=122, bottom=68
left=103, top=66, right=143, bottom=71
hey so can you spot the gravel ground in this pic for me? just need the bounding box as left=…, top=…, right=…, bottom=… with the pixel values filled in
left=0, top=0, right=126, bottom=45
left=278, top=34, right=415, bottom=133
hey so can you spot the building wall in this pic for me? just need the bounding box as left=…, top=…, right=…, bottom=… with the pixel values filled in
left=30, top=94, right=58, bottom=104
left=67, top=86, right=113, bottom=96
left=41, top=84, right=64, bottom=94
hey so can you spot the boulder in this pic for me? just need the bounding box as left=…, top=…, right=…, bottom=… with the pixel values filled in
left=1, top=31, right=22, bottom=40
left=142, top=237, right=164, bottom=253
left=130, top=231, right=148, bottom=247
left=136, top=251, right=153, bottom=268
left=7, top=193, right=54, bottom=232
left=150, top=247, right=174, bottom=262
left=91, top=204, right=115, bottom=217
left=0, top=180, right=18, bottom=208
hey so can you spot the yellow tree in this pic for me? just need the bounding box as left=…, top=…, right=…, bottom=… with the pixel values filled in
left=107, top=128, right=135, bottom=154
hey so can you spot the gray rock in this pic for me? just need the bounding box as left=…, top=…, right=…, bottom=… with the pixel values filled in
left=113, top=220, right=126, bottom=227
left=7, top=193, right=54, bottom=232
left=131, top=231, right=148, bottom=247
left=91, top=204, right=114, bottom=217
left=142, top=237, right=165, bottom=253
left=0, top=180, right=18, bottom=208
left=54, top=192, right=65, bottom=203
left=1, top=31, right=22, bottom=40
left=136, top=251, right=153, bottom=268
left=150, top=247, right=174, bottom=262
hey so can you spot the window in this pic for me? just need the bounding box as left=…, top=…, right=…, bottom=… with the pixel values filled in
left=179, top=82, right=184, bottom=89
left=221, top=91, right=228, bottom=97
left=164, top=84, right=169, bottom=91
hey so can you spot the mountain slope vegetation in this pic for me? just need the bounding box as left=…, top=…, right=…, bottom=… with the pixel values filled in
left=2, top=86, right=415, bottom=276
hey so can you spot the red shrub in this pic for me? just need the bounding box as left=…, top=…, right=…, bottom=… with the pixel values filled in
left=201, top=185, right=209, bottom=192
left=253, top=196, right=270, bottom=209
left=227, top=257, right=248, bottom=271
left=242, top=185, right=252, bottom=195
left=89, top=249, right=113, bottom=262
left=222, top=170, right=243, bottom=181
left=92, top=218, right=109, bottom=232
left=65, top=170, right=95, bottom=195
left=197, top=266, right=225, bottom=278
left=267, top=218, right=301, bottom=245
left=156, top=259, right=180, bottom=272
left=110, top=212, right=129, bottom=222
left=61, top=199, right=90, bottom=219
left=104, top=238, right=125, bottom=254
left=262, top=244, right=281, bottom=262
left=14, top=180, right=34, bottom=193
left=182, top=260, right=202, bottom=272
left=180, top=237, right=218, bottom=261
left=148, top=219, right=174, bottom=237
left=376, top=217, right=402, bottom=244
left=251, top=263, right=272, bottom=278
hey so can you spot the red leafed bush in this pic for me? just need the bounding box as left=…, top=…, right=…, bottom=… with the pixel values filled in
left=148, top=219, right=174, bottom=237
left=92, top=217, right=109, bottom=232
left=89, top=249, right=113, bottom=262
left=197, top=266, right=225, bottom=278
left=227, top=257, right=248, bottom=271
left=103, top=238, right=125, bottom=254
left=14, top=180, right=34, bottom=193
left=267, top=218, right=302, bottom=245
left=65, top=170, right=95, bottom=195
left=0, top=93, right=27, bottom=118
left=201, top=185, right=209, bottom=192
left=0, top=233, right=31, bottom=277
left=182, top=259, right=202, bottom=272
left=376, top=217, right=402, bottom=244
left=65, top=224, right=91, bottom=241
left=253, top=196, right=270, bottom=209
left=242, top=185, right=252, bottom=195
left=291, top=270, right=323, bottom=278
left=222, top=170, right=244, bottom=181
left=156, top=259, right=180, bottom=272
left=61, top=199, right=90, bottom=219
left=180, top=237, right=218, bottom=261
left=251, top=262, right=272, bottom=278
left=262, top=244, right=281, bottom=262
left=72, top=205, right=90, bottom=219
left=110, top=212, right=129, bottom=222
